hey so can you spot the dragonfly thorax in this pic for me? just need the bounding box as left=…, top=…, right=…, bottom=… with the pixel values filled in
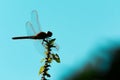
left=35, top=31, right=52, bottom=39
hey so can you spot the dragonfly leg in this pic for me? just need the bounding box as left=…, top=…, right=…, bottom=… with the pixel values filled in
left=42, top=39, right=47, bottom=45
left=42, top=40, right=44, bottom=45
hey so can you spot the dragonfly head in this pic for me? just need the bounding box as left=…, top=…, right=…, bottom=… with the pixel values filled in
left=47, top=31, right=52, bottom=37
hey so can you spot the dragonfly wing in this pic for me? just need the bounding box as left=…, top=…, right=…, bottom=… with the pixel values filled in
left=31, top=10, right=42, bottom=34
left=26, top=21, right=36, bottom=36
left=26, top=21, right=45, bottom=56
left=34, top=40, right=45, bottom=57
left=26, top=10, right=45, bottom=56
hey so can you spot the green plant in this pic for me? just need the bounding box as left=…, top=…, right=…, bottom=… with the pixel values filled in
left=39, top=38, right=60, bottom=80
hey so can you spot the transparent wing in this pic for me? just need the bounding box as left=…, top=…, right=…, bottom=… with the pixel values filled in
left=26, top=10, right=42, bottom=36
left=31, top=10, right=42, bottom=34
left=34, top=39, right=45, bottom=57
left=25, top=10, right=45, bottom=57
left=26, top=21, right=36, bottom=36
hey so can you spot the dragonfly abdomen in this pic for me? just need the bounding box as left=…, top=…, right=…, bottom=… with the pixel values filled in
left=12, top=36, right=34, bottom=39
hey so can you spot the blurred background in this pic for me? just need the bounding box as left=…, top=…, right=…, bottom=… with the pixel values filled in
left=0, top=0, right=120, bottom=80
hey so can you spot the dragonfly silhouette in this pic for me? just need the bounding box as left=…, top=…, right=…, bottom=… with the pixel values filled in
left=12, top=10, right=52, bottom=42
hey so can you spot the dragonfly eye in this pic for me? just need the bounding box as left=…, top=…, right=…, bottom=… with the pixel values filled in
left=47, top=31, right=52, bottom=37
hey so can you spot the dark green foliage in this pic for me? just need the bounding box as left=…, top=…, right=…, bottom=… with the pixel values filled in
left=64, top=42, right=120, bottom=80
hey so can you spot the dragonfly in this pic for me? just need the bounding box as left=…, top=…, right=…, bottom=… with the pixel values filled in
left=12, top=10, right=52, bottom=42
left=12, top=10, right=60, bottom=62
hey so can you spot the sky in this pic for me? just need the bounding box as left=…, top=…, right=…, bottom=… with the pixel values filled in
left=0, top=0, right=120, bottom=80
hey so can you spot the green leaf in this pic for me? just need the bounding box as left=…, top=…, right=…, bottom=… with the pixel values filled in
left=49, top=38, right=56, bottom=45
left=39, top=66, right=45, bottom=75
left=44, top=51, right=48, bottom=55
left=51, top=54, right=60, bottom=63
left=48, top=58, right=52, bottom=63
left=40, top=58, right=45, bottom=63
left=46, top=72, right=51, bottom=77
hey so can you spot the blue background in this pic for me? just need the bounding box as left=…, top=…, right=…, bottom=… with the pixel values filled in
left=0, top=0, right=120, bottom=80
